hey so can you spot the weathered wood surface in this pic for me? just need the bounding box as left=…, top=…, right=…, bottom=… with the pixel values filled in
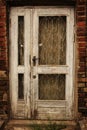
left=10, top=7, right=74, bottom=120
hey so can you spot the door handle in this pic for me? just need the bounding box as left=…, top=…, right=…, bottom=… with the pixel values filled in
left=32, top=56, right=39, bottom=66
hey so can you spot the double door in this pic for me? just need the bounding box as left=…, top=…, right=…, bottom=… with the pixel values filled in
left=10, top=7, right=74, bottom=119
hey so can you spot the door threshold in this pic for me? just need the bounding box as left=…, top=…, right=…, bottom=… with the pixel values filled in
left=7, top=119, right=76, bottom=126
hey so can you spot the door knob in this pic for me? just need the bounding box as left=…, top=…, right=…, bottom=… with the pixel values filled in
left=32, top=56, right=39, bottom=66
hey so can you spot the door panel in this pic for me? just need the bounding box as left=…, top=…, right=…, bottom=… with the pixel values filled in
left=33, top=8, right=74, bottom=119
left=10, top=7, right=74, bottom=120
left=39, top=74, right=65, bottom=100
left=39, top=16, right=66, bottom=65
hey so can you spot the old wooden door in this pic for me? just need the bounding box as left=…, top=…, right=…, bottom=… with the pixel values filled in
left=10, top=7, right=74, bottom=119
left=10, top=8, right=31, bottom=119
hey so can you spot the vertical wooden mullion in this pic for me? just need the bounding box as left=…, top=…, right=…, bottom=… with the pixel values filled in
left=66, top=9, right=74, bottom=118
left=24, top=8, right=31, bottom=118
left=10, top=8, right=18, bottom=116
left=32, top=9, right=39, bottom=115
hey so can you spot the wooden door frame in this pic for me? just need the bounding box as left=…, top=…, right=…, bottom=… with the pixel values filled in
left=9, top=6, right=76, bottom=119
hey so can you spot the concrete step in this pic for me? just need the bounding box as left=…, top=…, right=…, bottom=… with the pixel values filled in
left=4, top=120, right=77, bottom=130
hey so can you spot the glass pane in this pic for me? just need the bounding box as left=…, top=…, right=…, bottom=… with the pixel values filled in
left=18, top=16, right=24, bottom=65
left=18, top=74, right=24, bottom=99
left=39, top=16, right=66, bottom=65
left=39, top=74, right=65, bottom=100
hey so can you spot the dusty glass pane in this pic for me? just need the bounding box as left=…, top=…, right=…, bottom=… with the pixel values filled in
left=18, top=74, right=24, bottom=99
left=39, top=16, right=66, bottom=65
left=18, top=16, right=24, bottom=65
left=39, top=74, right=65, bottom=100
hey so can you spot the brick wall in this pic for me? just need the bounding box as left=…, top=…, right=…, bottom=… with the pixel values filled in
left=76, top=0, right=87, bottom=115
left=0, top=0, right=9, bottom=119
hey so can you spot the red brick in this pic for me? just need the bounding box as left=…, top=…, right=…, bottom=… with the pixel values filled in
left=77, top=6, right=86, bottom=11
left=77, top=32, right=87, bottom=36
left=0, top=38, right=6, bottom=42
left=77, top=16, right=86, bottom=21
left=77, top=21, right=86, bottom=26
left=0, top=18, right=6, bottom=21
left=0, top=32, right=6, bottom=37
left=0, top=6, right=6, bottom=10
left=0, top=13, right=6, bottom=18
left=79, top=62, right=86, bottom=67
left=0, top=27, right=6, bottom=32
left=78, top=43, right=86, bottom=47
left=0, top=22, right=6, bottom=26
left=0, top=12, right=6, bottom=16
left=78, top=68, right=86, bottom=72
left=78, top=47, right=86, bottom=52
left=77, top=36, right=87, bottom=42
left=77, top=26, right=87, bottom=32
left=77, top=11, right=86, bottom=16
left=0, top=40, right=7, bottom=44
left=77, top=0, right=86, bottom=5
left=79, top=52, right=86, bottom=57
left=80, top=58, right=86, bottom=62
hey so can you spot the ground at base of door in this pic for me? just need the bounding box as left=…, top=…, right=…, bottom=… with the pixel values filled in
left=4, top=118, right=87, bottom=130
left=4, top=126, right=76, bottom=130
left=4, top=122, right=76, bottom=130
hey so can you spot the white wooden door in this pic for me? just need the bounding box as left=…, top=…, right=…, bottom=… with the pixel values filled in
left=10, top=7, right=74, bottom=120
left=10, top=8, right=31, bottom=119
left=32, top=8, right=74, bottom=120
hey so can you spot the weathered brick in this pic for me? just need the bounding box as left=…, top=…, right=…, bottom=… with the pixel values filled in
left=0, top=6, right=6, bottom=10
left=77, top=36, right=87, bottom=42
left=77, top=31, right=87, bottom=36
left=77, top=27, right=87, bottom=32
left=77, top=0, right=87, bottom=114
left=77, top=11, right=86, bottom=16
left=77, top=6, right=86, bottom=11
left=78, top=47, right=86, bottom=52
left=78, top=16, right=86, bottom=21
left=0, top=38, right=6, bottom=42
left=0, top=2, right=8, bottom=117
left=77, top=21, right=86, bottom=26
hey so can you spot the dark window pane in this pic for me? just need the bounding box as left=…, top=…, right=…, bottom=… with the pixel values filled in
left=39, top=74, right=65, bottom=100
left=18, top=74, right=24, bottom=99
left=18, top=16, right=24, bottom=65
left=39, top=16, right=66, bottom=65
